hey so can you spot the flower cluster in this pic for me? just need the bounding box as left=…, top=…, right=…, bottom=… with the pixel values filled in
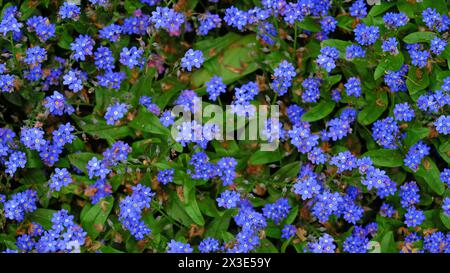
left=1, top=0, right=450, bottom=255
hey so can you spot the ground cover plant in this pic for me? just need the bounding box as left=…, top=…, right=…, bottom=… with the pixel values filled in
left=0, top=0, right=450, bottom=253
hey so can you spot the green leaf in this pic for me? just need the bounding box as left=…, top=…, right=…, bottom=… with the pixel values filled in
left=298, top=17, right=321, bottom=32
left=204, top=210, right=233, bottom=238
left=321, top=39, right=352, bottom=58
left=301, top=101, right=336, bottom=122
left=380, top=231, right=397, bottom=253
left=403, top=32, right=436, bottom=44
left=99, top=246, right=124, bottom=253
left=128, top=108, right=170, bottom=136
left=440, top=211, right=450, bottom=230
left=191, top=34, right=259, bottom=88
left=249, top=150, right=282, bottom=165
left=357, top=91, right=388, bottom=125
left=369, top=2, right=396, bottom=17
left=403, top=127, right=429, bottom=147
left=29, top=209, right=57, bottom=230
left=363, top=149, right=404, bottom=167
left=25, top=150, right=43, bottom=168
left=397, top=0, right=417, bottom=17
left=406, top=67, right=430, bottom=95
left=374, top=53, right=404, bottom=80
left=256, top=239, right=279, bottom=253
left=68, top=152, right=98, bottom=174
left=272, top=161, right=301, bottom=181
left=81, top=196, right=114, bottom=240
left=414, top=157, right=445, bottom=196
left=183, top=180, right=205, bottom=226
left=72, top=115, right=132, bottom=143
left=166, top=191, right=194, bottom=227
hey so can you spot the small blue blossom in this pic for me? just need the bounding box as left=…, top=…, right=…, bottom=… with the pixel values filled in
left=430, top=37, right=447, bottom=55
left=393, top=102, right=415, bottom=122
left=181, top=49, right=204, bottom=71
left=167, top=240, right=193, bottom=253
left=120, top=47, right=144, bottom=69
left=49, top=168, right=72, bottom=191
left=404, top=207, right=425, bottom=228
left=206, top=75, right=226, bottom=101
left=354, top=23, right=379, bottom=46
left=59, top=2, right=80, bottom=20
left=382, top=38, right=399, bottom=55
left=349, top=0, right=366, bottom=19
left=217, top=190, right=240, bottom=209
left=70, top=35, right=95, bottom=61
left=435, top=115, right=450, bottom=135
left=198, top=237, right=220, bottom=253
left=86, top=157, right=110, bottom=179
left=157, top=169, right=174, bottom=185
left=383, top=12, right=409, bottom=29
left=104, top=102, right=128, bottom=125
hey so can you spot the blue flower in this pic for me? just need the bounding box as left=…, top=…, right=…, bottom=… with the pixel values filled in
left=86, top=157, right=110, bottom=179
left=157, top=168, right=174, bottom=185
left=430, top=37, right=447, bottom=55
left=26, top=16, right=55, bottom=41
left=104, top=102, right=128, bottom=125
left=308, top=233, right=336, bottom=253
left=99, top=24, right=122, bottom=42
left=393, top=102, right=415, bottom=122
left=150, top=7, right=184, bottom=35
left=198, top=13, right=221, bottom=35
left=443, top=198, right=450, bottom=216
left=206, top=75, right=226, bottom=101
left=399, top=182, right=420, bottom=208
left=422, top=8, right=449, bottom=32
left=119, top=184, right=154, bottom=240
left=380, top=203, right=396, bottom=218
left=181, top=49, right=204, bottom=71
left=59, top=2, right=80, bottom=20
left=354, top=23, right=379, bottom=46
left=349, top=0, right=366, bottom=19
left=198, top=237, right=220, bottom=253
left=317, top=46, right=339, bottom=72
left=382, top=38, right=399, bottom=55
left=24, top=46, right=47, bottom=65
left=330, top=151, right=357, bottom=173
left=120, top=47, right=145, bottom=69
left=44, top=91, right=74, bottom=116
left=160, top=110, right=175, bottom=127
left=63, top=69, right=84, bottom=92
left=167, top=240, right=193, bottom=253
left=288, top=122, right=319, bottom=153
left=102, top=141, right=131, bottom=167
left=404, top=141, right=429, bottom=171
left=383, top=12, right=409, bottom=29
left=94, top=46, right=115, bottom=71
left=20, top=127, right=47, bottom=151
left=50, top=168, right=72, bottom=191
left=372, top=117, right=400, bottom=149
left=262, top=198, right=290, bottom=224
left=223, top=7, right=248, bottom=31
left=435, top=115, right=450, bottom=135
left=346, top=44, right=366, bottom=60
left=281, top=224, right=296, bottom=239
left=70, top=35, right=95, bottom=61
left=301, top=77, right=321, bottom=103
left=87, top=179, right=112, bottom=204
left=423, top=232, right=449, bottom=253
left=344, top=77, right=362, bottom=97
left=404, top=207, right=425, bottom=228
left=217, top=190, right=240, bottom=209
